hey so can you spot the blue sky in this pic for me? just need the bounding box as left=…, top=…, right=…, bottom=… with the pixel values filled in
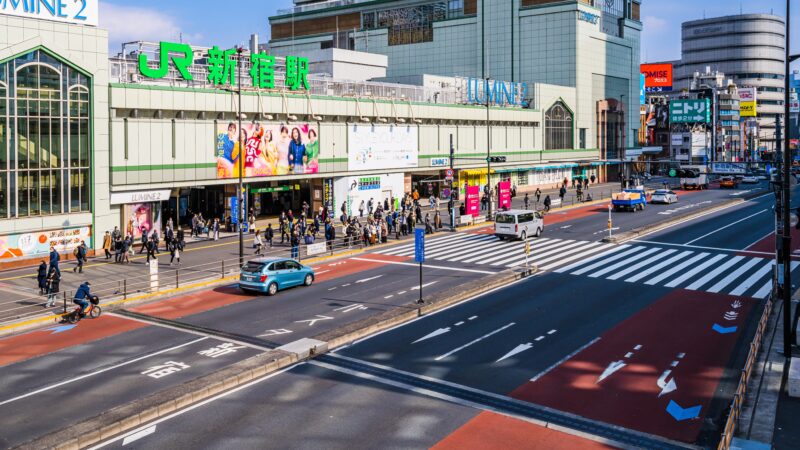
left=99, top=0, right=799, bottom=62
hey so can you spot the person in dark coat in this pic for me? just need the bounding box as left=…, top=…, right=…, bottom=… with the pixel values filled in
left=74, top=241, right=87, bottom=273
left=48, top=246, right=60, bottom=276
left=543, top=195, right=552, bottom=212
left=37, top=261, right=48, bottom=295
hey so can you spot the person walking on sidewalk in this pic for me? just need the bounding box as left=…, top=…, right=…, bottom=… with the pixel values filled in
left=290, top=230, right=300, bottom=259
left=120, top=236, right=131, bottom=264
left=138, top=228, right=148, bottom=254
left=37, top=261, right=48, bottom=295
left=151, top=229, right=161, bottom=254
left=212, top=219, right=220, bottom=241
left=559, top=185, right=566, bottom=205
left=590, top=174, right=596, bottom=184
left=265, top=223, right=274, bottom=248
left=434, top=210, right=442, bottom=230
left=176, top=228, right=185, bottom=250
left=145, top=238, right=156, bottom=263
left=102, top=231, right=113, bottom=259
left=73, top=241, right=87, bottom=273
left=49, top=246, right=60, bottom=276
left=543, top=195, right=552, bottom=213
left=523, top=193, right=530, bottom=210
left=44, top=267, right=60, bottom=308
left=359, top=200, right=365, bottom=218
left=169, top=241, right=181, bottom=266
left=254, top=229, right=263, bottom=255
left=535, top=188, right=541, bottom=205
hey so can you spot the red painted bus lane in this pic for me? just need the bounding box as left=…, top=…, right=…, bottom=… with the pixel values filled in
left=511, top=290, right=755, bottom=443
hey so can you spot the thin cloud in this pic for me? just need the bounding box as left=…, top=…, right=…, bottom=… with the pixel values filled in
left=642, top=15, right=668, bottom=33
left=100, top=2, right=202, bottom=52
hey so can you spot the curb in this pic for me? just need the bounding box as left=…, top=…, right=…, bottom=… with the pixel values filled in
left=14, top=267, right=537, bottom=449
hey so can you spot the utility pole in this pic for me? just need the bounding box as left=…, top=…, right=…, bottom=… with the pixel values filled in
left=449, top=134, right=456, bottom=231
left=620, top=94, right=626, bottom=189
left=780, top=0, right=793, bottom=357
left=236, top=46, right=244, bottom=268
left=486, top=77, right=492, bottom=220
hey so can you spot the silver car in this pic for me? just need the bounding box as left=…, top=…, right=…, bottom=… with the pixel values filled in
left=650, top=189, right=678, bottom=204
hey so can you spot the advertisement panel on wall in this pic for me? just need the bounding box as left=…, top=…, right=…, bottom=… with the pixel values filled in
left=216, top=122, right=319, bottom=179
left=738, top=87, right=757, bottom=117
left=348, top=124, right=418, bottom=171
left=333, top=174, right=405, bottom=218
left=641, top=63, right=673, bottom=92
left=124, top=203, right=162, bottom=240
left=670, top=99, right=711, bottom=123
left=0, top=227, right=93, bottom=260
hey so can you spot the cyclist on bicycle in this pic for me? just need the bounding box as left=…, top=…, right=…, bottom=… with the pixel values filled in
left=73, top=281, right=92, bottom=316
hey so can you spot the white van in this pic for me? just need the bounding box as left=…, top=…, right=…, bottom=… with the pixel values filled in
left=494, top=210, right=544, bottom=240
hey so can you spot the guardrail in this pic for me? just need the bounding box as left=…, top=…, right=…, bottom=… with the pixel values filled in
left=717, top=290, right=774, bottom=450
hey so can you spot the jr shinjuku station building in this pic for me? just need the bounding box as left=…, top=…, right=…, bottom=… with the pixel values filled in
left=0, top=0, right=642, bottom=263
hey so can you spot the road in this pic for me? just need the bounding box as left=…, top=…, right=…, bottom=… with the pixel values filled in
left=0, top=180, right=788, bottom=449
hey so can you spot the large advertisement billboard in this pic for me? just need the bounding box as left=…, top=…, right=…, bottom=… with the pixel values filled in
left=216, top=122, right=319, bottom=178
left=0, top=227, right=93, bottom=260
left=348, top=124, right=418, bottom=171
left=333, top=174, right=405, bottom=218
left=641, top=63, right=673, bottom=93
left=738, top=87, right=757, bottom=117
left=670, top=99, right=711, bottom=123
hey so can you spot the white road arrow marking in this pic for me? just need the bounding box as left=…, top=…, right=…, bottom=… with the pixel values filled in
left=657, top=370, right=678, bottom=397
left=496, top=343, right=533, bottom=363
left=122, top=425, right=157, bottom=445
left=413, top=327, right=451, bottom=344
left=294, top=315, right=334, bottom=326
left=597, top=360, right=626, bottom=383
left=410, top=281, right=438, bottom=290
left=356, top=275, right=383, bottom=283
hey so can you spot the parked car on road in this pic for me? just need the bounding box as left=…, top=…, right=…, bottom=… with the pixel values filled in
left=239, top=257, right=315, bottom=296
left=650, top=189, right=679, bottom=204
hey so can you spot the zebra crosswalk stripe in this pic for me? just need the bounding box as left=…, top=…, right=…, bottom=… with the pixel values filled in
left=587, top=247, right=661, bottom=279
left=684, top=256, right=745, bottom=291
left=624, top=251, right=694, bottom=283
left=538, top=242, right=615, bottom=272
left=552, top=245, right=631, bottom=273
left=534, top=241, right=607, bottom=268
left=643, top=252, right=710, bottom=285
left=424, top=235, right=497, bottom=259
left=469, top=242, right=528, bottom=264
left=568, top=246, right=642, bottom=276
left=728, top=261, right=774, bottom=296
left=663, top=254, right=727, bottom=288
left=449, top=239, right=555, bottom=262
left=393, top=234, right=482, bottom=256
left=706, top=258, right=762, bottom=293
left=378, top=233, right=466, bottom=255
left=492, top=240, right=587, bottom=267
left=606, top=249, right=678, bottom=281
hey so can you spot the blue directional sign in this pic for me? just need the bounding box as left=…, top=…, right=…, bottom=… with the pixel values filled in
left=712, top=323, right=738, bottom=334
left=414, top=227, right=425, bottom=264
left=666, top=400, right=701, bottom=421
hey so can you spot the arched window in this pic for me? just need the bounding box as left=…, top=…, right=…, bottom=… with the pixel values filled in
left=545, top=101, right=573, bottom=150
left=0, top=49, right=91, bottom=219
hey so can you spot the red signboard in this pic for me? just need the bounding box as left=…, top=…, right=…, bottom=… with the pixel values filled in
left=641, top=63, right=673, bottom=92
left=498, top=180, right=512, bottom=210
left=465, top=185, right=480, bottom=217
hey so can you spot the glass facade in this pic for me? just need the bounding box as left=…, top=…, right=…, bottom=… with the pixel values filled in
left=362, top=3, right=449, bottom=46
left=0, top=49, right=91, bottom=219
left=545, top=102, right=573, bottom=150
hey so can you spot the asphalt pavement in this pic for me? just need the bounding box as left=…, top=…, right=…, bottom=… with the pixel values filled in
left=0, top=179, right=785, bottom=449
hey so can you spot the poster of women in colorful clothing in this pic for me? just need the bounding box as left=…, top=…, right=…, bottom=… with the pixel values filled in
left=216, top=122, right=319, bottom=178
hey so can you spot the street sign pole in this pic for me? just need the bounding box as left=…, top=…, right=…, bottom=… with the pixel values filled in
left=608, top=204, right=613, bottom=240
left=524, top=234, right=530, bottom=272
left=414, top=227, right=425, bottom=304
left=449, top=134, right=456, bottom=232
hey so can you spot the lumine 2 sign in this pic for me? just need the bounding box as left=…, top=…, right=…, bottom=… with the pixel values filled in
left=138, top=41, right=309, bottom=91
left=0, top=0, right=98, bottom=26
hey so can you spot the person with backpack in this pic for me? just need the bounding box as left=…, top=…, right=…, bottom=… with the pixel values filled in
left=73, top=241, right=87, bottom=273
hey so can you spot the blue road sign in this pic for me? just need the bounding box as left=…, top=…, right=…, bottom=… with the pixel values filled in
left=414, top=227, right=425, bottom=263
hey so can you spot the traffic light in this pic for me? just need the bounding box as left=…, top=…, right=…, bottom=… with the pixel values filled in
left=487, top=156, right=507, bottom=163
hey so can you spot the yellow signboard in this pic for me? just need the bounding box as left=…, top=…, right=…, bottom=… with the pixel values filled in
left=740, top=102, right=757, bottom=117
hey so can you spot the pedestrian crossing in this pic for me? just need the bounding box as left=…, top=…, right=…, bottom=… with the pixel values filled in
left=373, top=232, right=797, bottom=299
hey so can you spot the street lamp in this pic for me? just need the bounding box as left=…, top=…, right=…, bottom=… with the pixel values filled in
left=236, top=46, right=244, bottom=267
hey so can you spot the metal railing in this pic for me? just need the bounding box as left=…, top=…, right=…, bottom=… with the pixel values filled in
left=717, top=291, right=774, bottom=450
left=0, top=232, right=408, bottom=328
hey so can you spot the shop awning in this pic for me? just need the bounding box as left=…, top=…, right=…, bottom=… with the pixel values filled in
left=460, top=169, right=495, bottom=176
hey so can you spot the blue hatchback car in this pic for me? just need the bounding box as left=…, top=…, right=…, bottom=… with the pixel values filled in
left=239, top=257, right=315, bottom=296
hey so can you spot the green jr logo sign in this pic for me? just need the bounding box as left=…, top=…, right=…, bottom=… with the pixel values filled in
left=138, top=41, right=309, bottom=91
